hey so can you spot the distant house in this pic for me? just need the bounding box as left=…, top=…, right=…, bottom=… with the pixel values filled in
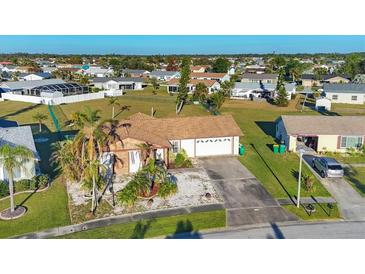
left=324, top=83, right=365, bottom=104
left=301, top=74, right=351, bottom=87
left=231, top=82, right=296, bottom=99
left=190, top=65, right=210, bottom=73
left=0, top=126, right=40, bottom=181
left=275, top=115, right=365, bottom=153
left=149, top=70, right=180, bottom=81
left=166, top=79, right=220, bottom=94
left=80, top=66, right=114, bottom=78
left=101, top=113, right=242, bottom=175
left=190, top=72, right=230, bottom=83
left=19, top=72, right=52, bottom=81
left=244, top=65, right=266, bottom=74
left=122, top=69, right=150, bottom=78
left=301, top=74, right=321, bottom=87
left=91, top=77, right=144, bottom=91
left=323, top=74, right=351, bottom=84
left=241, top=73, right=278, bottom=84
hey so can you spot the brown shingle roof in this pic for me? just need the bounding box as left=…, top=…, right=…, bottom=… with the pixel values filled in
left=278, top=115, right=365, bottom=136
left=104, top=114, right=243, bottom=146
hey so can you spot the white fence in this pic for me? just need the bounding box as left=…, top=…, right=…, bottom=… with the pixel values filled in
left=0, top=90, right=122, bottom=105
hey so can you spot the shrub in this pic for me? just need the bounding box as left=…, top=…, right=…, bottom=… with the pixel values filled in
left=15, top=179, right=33, bottom=192
left=301, top=174, right=315, bottom=192
left=36, top=174, right=49, bottom=188
left=158, top=178, right=178, bottom=199
left=174, top=149, right=193, bottom=168
left=117, top=170, right=150, bottom=206
left=0, top=181, right=9, bottom=198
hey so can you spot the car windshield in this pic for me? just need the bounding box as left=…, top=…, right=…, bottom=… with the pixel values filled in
left=328, top=164, right=343, bottom=170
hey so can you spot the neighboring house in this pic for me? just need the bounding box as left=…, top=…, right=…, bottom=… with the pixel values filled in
left=324, top=83, right=365, bottom=104
left=149, top=70, right=180, bottom=81
left=275, top=115, right=365, bottom=153
left=244, top=65, right=266, bottom=74
left=102, top=113, right=243, bottom=175
left=241, top=73, right=278, bottom=84
left=19, top=72, right=52, bottom=81
left=91, top=77, right=144, bottom=90
left=301, top=74, right=321, bottom=87
left=80, top=66, right=114, bottom=78
left=190, top=65, right=210, bottom=73
left=166, top=79, right=221, bottom=94
left=0, top=126, right=40, bottom=181
left=323, top=74, right=351, bottom=84
left=0, top=79, right=88, bottom=97
left=1, top=65, right=17, bottom=73
left=122, top=69, right=150, bottom=78
left=301, top=74, right=351, bottom=87
left=231, top=82, right=296, bottom=99
left=190, top=72, right=230, bottom=83
left=315, top=97, right=332, bottom=111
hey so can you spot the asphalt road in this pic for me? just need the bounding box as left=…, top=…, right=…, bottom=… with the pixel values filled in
left=201, top=221, right=365, bottom=239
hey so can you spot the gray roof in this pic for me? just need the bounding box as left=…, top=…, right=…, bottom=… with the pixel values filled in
left=91, top=77, right=143, bottom=83
left=277, top=115, right=365, bottom=136
left=122, top=69, right=149, bottom=74
left=324, top=83, right=365, bottom=94
left=234, top=82, right=295, bottom=91
left=150, top=70, right=180, bottom=77
left=241, top=73, right=278, bottom=80
left=0, top=126, right=40, bottom=160
left=0, top=79, right=65, bottom=90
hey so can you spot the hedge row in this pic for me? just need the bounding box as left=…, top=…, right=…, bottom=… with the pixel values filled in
left=0, top=174, right=49, bottom=198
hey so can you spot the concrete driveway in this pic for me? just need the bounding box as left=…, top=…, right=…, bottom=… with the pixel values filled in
left=199, top=157, right=298, bottom=226
left=303, top=154, right=365, bottom=220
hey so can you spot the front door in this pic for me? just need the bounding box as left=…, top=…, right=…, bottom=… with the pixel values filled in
left=129, top=150, right=141, bottom=173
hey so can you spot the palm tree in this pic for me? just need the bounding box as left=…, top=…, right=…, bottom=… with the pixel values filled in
left=73, top=107, right=105, bottom=213
left=108, top=97, right=120, bottom=119
left=69, top=111, right=85, bottom=129
left=0, top=144, right=33, bottom=213
left=32, top=112, right=48, bottom=133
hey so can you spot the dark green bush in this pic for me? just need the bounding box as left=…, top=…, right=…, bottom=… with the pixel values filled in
left=174, top=149, right=193, bottom=168
left=158, top=179, right=177, bottom=198
left=15, top=179, right=33, bottom=192
left=36, top=174, right=49, bottom=188
left=0, top=181, right=9, bottom=198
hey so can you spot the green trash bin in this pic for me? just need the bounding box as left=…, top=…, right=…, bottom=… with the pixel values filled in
left=279, top=144, right=286, bottom=154
left=239, top=144, right=245, bottom=156
left=273, top=144, right=279, bottom=154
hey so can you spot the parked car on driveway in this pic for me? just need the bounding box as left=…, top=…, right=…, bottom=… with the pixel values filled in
left=312, top=157, right=344, bottom=178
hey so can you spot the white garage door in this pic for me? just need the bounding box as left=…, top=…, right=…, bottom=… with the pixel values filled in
left=195, top=137, right=232, bottom=157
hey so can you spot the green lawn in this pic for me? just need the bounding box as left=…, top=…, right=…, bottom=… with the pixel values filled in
left=221, top=100, right=330, bottom=199
left=344, top=166, right=365, bottom=197
left=283, top=203, right=341, bottom=221
left=332, top=103, right=365, bottom=115
left=324, top=152, right=365, bottom=164
left=0, top=178, right=71, bottom=238
left=58, top=210, right=226, bottom=239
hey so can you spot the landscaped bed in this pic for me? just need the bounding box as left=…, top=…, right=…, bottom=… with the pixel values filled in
left=58, top=209, right=226, bottom=239
left=67, top=168, right=223, bottom=224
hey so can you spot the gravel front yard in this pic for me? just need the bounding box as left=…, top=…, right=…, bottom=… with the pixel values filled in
left=67, top=168, right=223, bottom=216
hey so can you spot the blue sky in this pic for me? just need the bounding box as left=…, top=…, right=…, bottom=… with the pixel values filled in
left=0, top=35, right=364, bottom=55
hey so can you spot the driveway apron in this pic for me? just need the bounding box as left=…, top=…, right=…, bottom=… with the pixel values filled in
left=200, top=157, right=298, bottom=226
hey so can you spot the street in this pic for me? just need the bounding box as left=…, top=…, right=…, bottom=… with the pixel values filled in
left=201, top=221, right=365, bottom=239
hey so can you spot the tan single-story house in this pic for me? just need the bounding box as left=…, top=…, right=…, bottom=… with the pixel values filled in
left=323, top=75, right=351, bottom=84
left=190, top=65, right=210, bottom=73
left=166, top=79, right=221, bottom=94
left=102, top=113, right=243, bottom=174
left=275, top=115, right=365, bottom=153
